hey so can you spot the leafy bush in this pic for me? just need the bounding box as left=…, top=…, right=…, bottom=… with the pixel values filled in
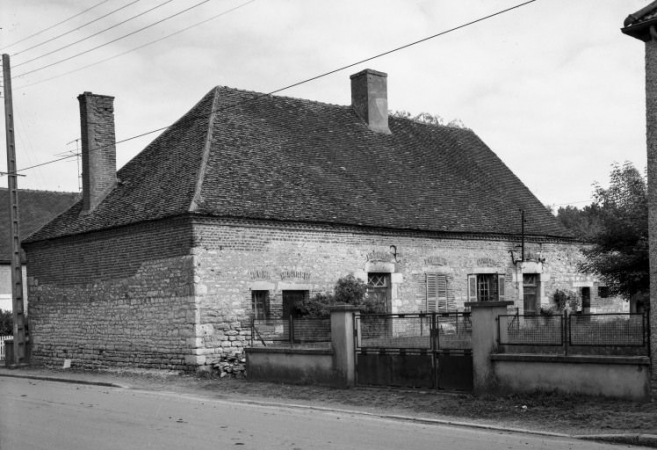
left=542, top=289, right=579, bottom=315
left=295, top=275, right=385, bottom=318
left=0, top=309, right=13, bottom=335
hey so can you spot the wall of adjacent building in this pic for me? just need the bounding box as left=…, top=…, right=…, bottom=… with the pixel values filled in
left=0, top=264, right=28, bottom=315
left=24, top=217, right=197, bottom=370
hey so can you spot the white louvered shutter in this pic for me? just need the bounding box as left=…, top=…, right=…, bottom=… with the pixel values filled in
left=467, top=274, right=477, bottom=302
left=437, top=275, right=448, bottom=311
left=498, top=274, right=506, bottom=301
left=426, top=273, right=437, bottom=312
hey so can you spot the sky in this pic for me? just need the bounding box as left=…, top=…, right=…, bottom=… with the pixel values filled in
left=0, top=0, right=651, bottom=210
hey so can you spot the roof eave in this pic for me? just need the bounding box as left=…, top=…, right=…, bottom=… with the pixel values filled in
left=622, top=18, right=657, bottom=41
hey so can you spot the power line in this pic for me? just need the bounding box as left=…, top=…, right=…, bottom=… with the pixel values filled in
left=13, top=0, right=537, bottom=174
left=14, top=0, right=211, bottom=79
left=0, top=0, right=112, bottom=51
left=552, top=200, right=594, bottom=207
left=15, top=0, right=255, bottom=90
left=15, top=0, right=174, bottom=68
left=269, top=0, right=538, bottom=97
left=11, top=0, right=144, bottom=57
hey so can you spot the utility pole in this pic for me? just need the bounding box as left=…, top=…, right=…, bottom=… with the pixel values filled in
left=3, top=53, right=28, bottom=366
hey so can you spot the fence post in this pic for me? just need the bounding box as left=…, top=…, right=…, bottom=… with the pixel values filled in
left=432, top=312, right=437, bottom=351
left=465, top=300, right=514, bottom=395
left=329, top=305, right=360, bottom=388
left=563, top=310, right=569, bottom=356
left=288, top=315, right=294, bottom=345
left=645, top=310, right=651, bottom=358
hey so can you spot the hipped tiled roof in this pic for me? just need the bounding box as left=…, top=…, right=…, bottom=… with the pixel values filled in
left=0, top=189, right=79, bottom=262
left=28, top=86, right=572, bottom=242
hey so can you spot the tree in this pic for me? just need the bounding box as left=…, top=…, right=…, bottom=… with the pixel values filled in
left=555, top=204, right=603, bottom=242
left=295, top=275, right=384, bottom=318
left=389, top=110, right=469, bottom=129
left=578, top=162, right=649, bottom=306
left=0, top=309, right=12, bottom=335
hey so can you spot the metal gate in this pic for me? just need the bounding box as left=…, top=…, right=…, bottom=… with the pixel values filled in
left=355, top=313, right=473, bottom=391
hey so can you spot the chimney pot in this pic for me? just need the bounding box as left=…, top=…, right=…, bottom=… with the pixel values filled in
left=350, top=69, right=390, bottom=134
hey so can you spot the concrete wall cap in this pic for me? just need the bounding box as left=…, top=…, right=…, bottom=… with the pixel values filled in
left=328, top=305, right=364, bottom=312
left=491, top=353, right=651, bottom=365
left=464, top=301, right=514, bottom=309
left=245, top=347, right=333, bottom=356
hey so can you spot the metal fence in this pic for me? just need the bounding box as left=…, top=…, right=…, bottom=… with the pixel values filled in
left=569, top=313, right=648, bottom=347
left=358, top=313, right=431, bottom=349
left=0, top=335, right=11, bottom=361
left=251, top=317, right=331, bottom=346
left=356, top=312, right=472, bottom=351
left=498, top=314, right=563, bottom=346
left=498, top=312, right=649, bottom=355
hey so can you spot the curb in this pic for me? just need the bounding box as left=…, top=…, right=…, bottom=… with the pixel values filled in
left=2, top=370, right=656, bottom=447
left=575, top=433, right=657, bottom=448
left=230, top=398, right=571, bottom=439
left=0, top=371, right=127, bottom=389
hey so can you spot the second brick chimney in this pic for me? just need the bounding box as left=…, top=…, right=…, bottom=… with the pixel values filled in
left=78, top=92, right=117, bottom=214
left=350, top=69, right=390, bottom=134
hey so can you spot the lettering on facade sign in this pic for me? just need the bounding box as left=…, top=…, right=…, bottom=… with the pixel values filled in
left=476, top=257, right=498, bottom=267
left=279, top=270, right=311, bottom=280
left=366, top=251, right=394, bottom=262
left=249, top=270, right=271, bottom=280
left=424, top=256, right=447, bottom=266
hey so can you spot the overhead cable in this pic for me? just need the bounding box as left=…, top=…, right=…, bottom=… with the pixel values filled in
left=0, top=0, right=112, bottom=51
left=15, top=0, right=256, bottom=90
left=14, top=0, right=537, bottom=174
left=15, top=0, right=174, bottom=68
left=12, top=0, right=144, bottom=57
left=15, top=0, right=211, bottom=79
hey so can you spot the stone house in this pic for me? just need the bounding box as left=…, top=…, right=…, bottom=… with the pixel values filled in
left=24, top=69, right=603, bottom=370
left=0, top=188, right=78, bottom=313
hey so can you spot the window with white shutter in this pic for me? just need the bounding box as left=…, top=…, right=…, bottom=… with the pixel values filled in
left=426, top=274, right=453, bottom=312
left=467, top=274, right=506, bottom=302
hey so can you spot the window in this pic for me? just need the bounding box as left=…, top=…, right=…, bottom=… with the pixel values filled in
left=367, top=273, right=388, bottom=287
left=467, top=274, right=505, bottom=302
left=523, top=274, right=539, bottom=314
left=282, top=290, right=308, bottom=318
left=581, top=287, right=591, bottom=310
left=598, top=286, right=609, bottom=299
left=367, top=273, right=391, bottom=313
left=251, top=290, right=270, bottom=320
left=426, top=274, right=454, bottom=312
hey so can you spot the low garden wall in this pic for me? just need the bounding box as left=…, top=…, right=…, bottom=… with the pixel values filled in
left=491, top=354, right=650, bottom=400
left=246, top=347, right=335, bottom=386
left=246, top=305, right=358, bottom=388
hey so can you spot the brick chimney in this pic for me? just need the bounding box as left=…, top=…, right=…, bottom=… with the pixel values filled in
left=350, top=69, right=390, bottom=134
left=78, top=92, right=117, bottom=214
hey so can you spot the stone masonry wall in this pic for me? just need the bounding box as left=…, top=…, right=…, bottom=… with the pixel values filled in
left=190, top=218, right=597, bottom=367
left=25, top=217, right=197, bottom=370
left=645, top=38, right=657, bottom=397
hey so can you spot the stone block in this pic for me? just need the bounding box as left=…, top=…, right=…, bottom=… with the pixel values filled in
left=184, top=354, right=206, bottom=365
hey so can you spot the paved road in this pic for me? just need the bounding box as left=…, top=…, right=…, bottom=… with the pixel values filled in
left=0, top=377, right=644, bottom=450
